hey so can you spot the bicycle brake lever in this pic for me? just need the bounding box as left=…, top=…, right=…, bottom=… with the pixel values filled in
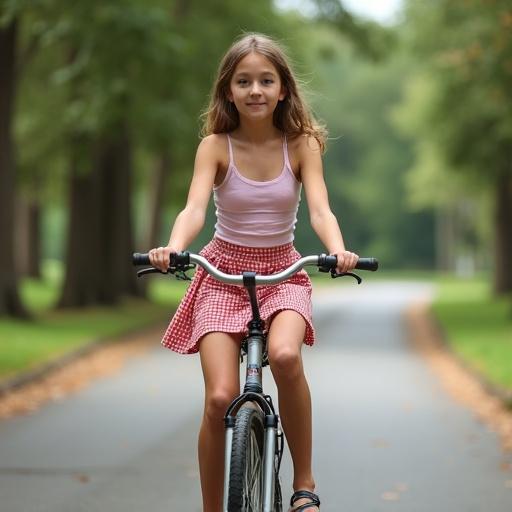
left=169, top=264, right=195, bottom=281
left=137, top=267, right=167, bottom=277
left=172, top=270, right=192, bottom=281
left=330, top=270, right=362, bottom=284
left=137, top=264, right=196, bottom=279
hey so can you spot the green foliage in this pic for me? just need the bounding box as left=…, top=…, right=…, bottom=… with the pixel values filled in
left=13, top=0, right=284, bottom=250
left=11, top=1, right=451, bottom=273
left=0, top=260, right=182, bottom=379
left=19, top=259, right=61, bottom=311
left=313, top=0, right=397, bottom=61
left=392, top=73, right=482, bottom=209
left=13, top=0, right=184, bottom=207
left=401, top=0, right=512, bottom=179
left=0, top=298, right=171, bottom=379
left=291, top=24, right=435, bottom=267
left=433, top=276, right=512, bottom=390
left=394, top=1, right=512, bottom=280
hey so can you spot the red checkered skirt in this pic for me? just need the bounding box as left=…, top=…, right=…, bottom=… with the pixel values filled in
left=161, top=237, right=315, bottom=354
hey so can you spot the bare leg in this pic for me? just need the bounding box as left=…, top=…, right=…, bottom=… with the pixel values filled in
left=198, top=332, right=242, bottom=512
left=267, top=310, right=318, bottom=511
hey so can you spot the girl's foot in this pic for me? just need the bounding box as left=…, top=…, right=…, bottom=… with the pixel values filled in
left=289, top=490, right=321, bottom=511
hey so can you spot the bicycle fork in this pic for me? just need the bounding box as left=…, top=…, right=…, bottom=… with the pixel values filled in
left=222, top=332, right=282, bottom=512
left=223, top=272, right=283, bottom=512
left=224, top=417, right=278, bottom=512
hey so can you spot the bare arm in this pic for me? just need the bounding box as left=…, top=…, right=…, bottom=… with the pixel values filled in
left=149, top=135, right=220, bottom=271
left=299, top=136, right=358, bottom=273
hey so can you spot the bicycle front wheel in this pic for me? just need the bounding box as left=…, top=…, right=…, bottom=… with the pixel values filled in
left=227, top=404, right=265, bottom=511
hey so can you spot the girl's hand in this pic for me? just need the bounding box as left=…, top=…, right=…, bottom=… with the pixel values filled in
left=333, top=250, right=359, bottom=274
left=148, top=246, right=177, bottom=273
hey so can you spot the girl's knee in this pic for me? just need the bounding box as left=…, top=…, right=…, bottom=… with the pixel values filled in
left=269, top=345, right=303, bottom=380
left=204, top=388, right=238, bottom=423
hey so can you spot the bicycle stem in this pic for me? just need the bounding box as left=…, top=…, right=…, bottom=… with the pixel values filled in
left=243, top=272, right=265, bottom=394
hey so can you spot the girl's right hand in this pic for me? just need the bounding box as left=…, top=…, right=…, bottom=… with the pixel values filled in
left=148, top=246, right=177, bottom=273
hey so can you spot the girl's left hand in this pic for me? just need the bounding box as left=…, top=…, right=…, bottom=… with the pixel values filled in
left=333, top=250, right=359, bottom=274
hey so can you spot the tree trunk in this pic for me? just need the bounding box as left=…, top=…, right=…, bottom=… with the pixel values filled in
left=58, top=124, right=142, bottom=308
left=116, top=125, right=142, bottom=297
left=0, top=18, right=27, bottom=317
left=16, top=195, right=42, bottom=278
left=58, top=136, right=103, bottom=308
left=493, top=173, right=512, bottom=295
left=95, top=123, right=142, bottom=302
left=435, top=206, right=456, bottom=272
left=144, top=152, right=171, bottom=250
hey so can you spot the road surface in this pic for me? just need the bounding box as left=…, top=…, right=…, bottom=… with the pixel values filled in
left=1, top=281, right=511, bottom=511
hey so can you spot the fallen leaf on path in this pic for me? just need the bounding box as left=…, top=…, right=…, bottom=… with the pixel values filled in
left=406, top=303, right=512, bottom=453
left=395, top=482, right=408, bottom=492
left=372, top=438, right=390, bottom=448
left=381, top=491, right=400, bottom=501
left=0, top=327, right=160, bottom=419
left=73, top=473, right=90, bottom=483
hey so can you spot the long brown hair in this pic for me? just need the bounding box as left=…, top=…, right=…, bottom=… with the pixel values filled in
left=201, top=33, right=327, bottom=151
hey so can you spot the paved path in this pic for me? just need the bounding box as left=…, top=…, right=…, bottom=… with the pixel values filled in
left=0, top=281, right=511, bottom=511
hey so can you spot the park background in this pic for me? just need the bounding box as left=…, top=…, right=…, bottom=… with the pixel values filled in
left=0, top=0, right=511, bottom=401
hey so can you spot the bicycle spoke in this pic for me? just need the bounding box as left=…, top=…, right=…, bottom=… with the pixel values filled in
left=243, top=428, right=262, bottom=510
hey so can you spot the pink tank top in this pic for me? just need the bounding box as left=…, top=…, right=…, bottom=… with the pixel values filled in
left=213, top=134, right=301, bottom=247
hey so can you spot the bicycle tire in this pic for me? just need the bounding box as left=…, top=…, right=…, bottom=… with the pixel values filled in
left=274, top=472, right=283, bottom=512
left=227, top=404, right=265, bottom=511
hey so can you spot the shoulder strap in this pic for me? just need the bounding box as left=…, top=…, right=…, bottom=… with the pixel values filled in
left=226, top=134, right=234, bottom=166
left=283, top=135, right=292, bottom=169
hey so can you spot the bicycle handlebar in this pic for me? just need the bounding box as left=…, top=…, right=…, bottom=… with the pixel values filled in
left=132, top=251, right=378, bottom=285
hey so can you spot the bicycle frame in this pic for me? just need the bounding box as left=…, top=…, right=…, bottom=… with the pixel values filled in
left=133, top=250, right=378, bottom=511
left=222, top=271, right=282, bottom=512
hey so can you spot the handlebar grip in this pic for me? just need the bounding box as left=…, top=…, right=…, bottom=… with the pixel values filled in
left=355, top=257, right=379, bottom=271
left=170, top=252, right=190, bottom=265
left=319, top=254, right=379, bottom=272
left=321, top=255, right=338, bottom=268
left=133, top=252, right=150, bottom=266
left=132, top=251, right=191, bottom=267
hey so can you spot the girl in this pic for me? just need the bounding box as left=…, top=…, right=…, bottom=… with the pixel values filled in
left=149, top=33, right=358, bottom=512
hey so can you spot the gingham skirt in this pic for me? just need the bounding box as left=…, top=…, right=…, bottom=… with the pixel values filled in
left=161, top=237, right=315, bottom=354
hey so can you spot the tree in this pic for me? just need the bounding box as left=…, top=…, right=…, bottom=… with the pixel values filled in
left=400, top=0, right=512, bottom=292
left=138, top=0, right=286, bottom=252
left=55, top=1, right=173, bottom=306
left=0, top=5, right=27, bottom=316
left=54, top=0, right=284, bottom=304
left=393, top=73, right=489, bottom=273
left=284, top=22, right=435, bottom=267
left=313, top=0, right=397, bottom=61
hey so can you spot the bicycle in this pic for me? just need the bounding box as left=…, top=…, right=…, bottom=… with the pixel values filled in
left=133, top=250, right=378, bottom=512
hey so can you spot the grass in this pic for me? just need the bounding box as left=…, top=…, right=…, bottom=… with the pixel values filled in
left=0, top=263, right=188, bottom=381
left=432, top=275, right=512, bottom=391
left=314, top=268, right=512, bottom=393
left=3, top=262, right=512, bottom=395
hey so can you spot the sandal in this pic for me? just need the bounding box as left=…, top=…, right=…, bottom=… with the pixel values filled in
left=289, top=490, right=321, bottom=511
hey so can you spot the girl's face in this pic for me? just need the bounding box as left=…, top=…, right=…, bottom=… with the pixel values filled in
left=227, top=51, right=286, bottom=122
